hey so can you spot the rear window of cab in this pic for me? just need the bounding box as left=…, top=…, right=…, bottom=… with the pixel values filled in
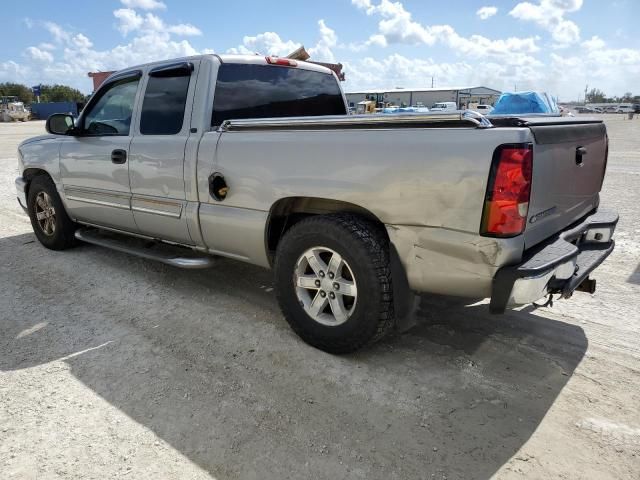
left=212, top=63, right=346, bottom=126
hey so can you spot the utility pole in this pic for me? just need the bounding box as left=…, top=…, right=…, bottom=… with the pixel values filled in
left=431, top=76, right=434, bottom=88
left=584, top=84, right=588, bottom=105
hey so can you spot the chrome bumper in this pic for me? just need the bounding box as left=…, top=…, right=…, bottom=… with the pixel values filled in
left=15, top=176, right=27, bottom=212
left=490, top=209, right=618, bottom=313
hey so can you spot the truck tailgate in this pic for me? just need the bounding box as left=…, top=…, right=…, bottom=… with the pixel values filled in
left=523, top=119, right=607, bottom=248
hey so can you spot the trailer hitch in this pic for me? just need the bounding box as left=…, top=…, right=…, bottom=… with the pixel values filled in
left=575, top=277, right=597, bottom=294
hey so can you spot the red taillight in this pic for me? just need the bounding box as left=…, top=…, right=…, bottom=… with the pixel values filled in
left=481, top=144, right=533, bottom=237
left=265, top=56, right=297, bottom=67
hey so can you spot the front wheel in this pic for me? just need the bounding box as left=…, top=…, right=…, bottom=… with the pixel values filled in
left=27, top=175, right=77, bottom=250
left=274, top=214, right=394, bottom=354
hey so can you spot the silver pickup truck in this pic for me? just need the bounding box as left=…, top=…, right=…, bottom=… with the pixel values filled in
left=15, top=54, right=618, bottom=353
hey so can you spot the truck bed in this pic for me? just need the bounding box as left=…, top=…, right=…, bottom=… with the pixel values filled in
left=204, top=113, right=608, bottom=299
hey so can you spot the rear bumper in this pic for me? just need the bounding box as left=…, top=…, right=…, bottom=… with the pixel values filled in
left=15, top=176, right=27, bottom=212
left=490, top=208, right=618, bottom=313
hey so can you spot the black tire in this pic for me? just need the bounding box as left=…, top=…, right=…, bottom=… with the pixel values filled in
left=274, top=214, right=394, bottom=354
left=27, top=175, right=77, bottom=250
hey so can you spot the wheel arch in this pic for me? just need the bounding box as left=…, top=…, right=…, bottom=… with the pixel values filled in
left=265, top=196, right=386, bottom=263
left=22, top=168, right=53, bottom=198
left=265, top=196, right=416, bottom=326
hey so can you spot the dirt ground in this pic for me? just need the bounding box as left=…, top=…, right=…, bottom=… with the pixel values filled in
left=0, top=116, right=638, bottom=480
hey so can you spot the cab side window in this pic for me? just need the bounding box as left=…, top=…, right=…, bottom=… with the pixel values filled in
left=82, top=77, right=140, bottom=136
left=140, top=73, right=191, bottom=135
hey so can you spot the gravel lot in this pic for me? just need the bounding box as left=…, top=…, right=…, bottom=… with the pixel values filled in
left=1, top=117, right=638, bottom=479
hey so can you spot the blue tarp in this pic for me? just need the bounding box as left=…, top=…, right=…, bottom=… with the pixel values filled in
left=490, top=92, right=560, bottom=115
left=30, top=102, right=78, bottom=119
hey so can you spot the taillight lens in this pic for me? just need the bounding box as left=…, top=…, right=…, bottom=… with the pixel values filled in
left=481, top=144, right=533, bottom=237
left=265, top=56, right=297, bottom=67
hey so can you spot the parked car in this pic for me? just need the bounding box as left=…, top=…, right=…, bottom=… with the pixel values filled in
left=15, top=54, right=618, bottom=353
left=604, top=105, right=618, bottom=113
left=617, top=105, right=634, bottom=113
left=430, top=102, right=457, bottom=112
left=634, top=104, right=640, bottom=113
left=575, top=106, right=596, bottom=114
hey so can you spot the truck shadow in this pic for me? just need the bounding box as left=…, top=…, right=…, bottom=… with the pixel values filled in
left=0, top=233, right=587, bottom=480
left=628, top=263, right=640, bottom=285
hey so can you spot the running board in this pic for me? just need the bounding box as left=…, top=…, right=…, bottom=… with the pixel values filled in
left=74, top=228, right=215, bottom=269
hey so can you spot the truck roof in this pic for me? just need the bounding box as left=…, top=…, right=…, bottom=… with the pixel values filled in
left=106, top=53, right=334, bottom=83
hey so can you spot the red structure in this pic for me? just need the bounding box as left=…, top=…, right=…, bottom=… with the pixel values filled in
left=88, top=71, right=115, bottom=91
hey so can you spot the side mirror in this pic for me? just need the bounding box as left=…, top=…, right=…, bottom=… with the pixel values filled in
left=46, top=113, right=76, bottom=135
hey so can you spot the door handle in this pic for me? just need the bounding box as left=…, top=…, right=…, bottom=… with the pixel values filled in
left=111, top=149, right=127, bottom=164
left=575, top=146, right=587, bottom=166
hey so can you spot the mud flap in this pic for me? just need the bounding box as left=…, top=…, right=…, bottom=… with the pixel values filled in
left=390, top=243, right=420, bottom=332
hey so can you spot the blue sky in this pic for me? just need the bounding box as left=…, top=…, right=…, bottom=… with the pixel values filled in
left=2, top=0, right=639, bottom=100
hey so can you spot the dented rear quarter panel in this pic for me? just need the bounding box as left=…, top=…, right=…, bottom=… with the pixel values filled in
left=205, top=125, right=533, bottom=296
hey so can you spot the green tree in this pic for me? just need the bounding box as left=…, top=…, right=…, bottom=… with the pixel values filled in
left=0, top=82, right=34, bottom=104
left=39, top=84, right=87, bottom=103
left=622, top=92, right=634, bottom=102
left=586, top=88, right=606, bottom=103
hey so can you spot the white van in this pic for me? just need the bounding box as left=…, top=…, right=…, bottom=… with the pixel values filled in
left=430, top=102, right=457, bottom=112
left=617, top=104, right=634, bottom=113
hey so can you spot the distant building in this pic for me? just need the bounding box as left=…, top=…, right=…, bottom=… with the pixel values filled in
left=345, top=86, right=502, bottom=109
left=88, top=71, right=115, bottom=91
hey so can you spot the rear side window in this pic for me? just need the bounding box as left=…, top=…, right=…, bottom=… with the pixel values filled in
left=140, top=75, right=190, bottom=135
left=212, top=64, right=346, bottom=126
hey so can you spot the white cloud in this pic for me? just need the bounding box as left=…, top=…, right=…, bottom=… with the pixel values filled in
left=44, top=21, right=71, bottom=43
left=3, top=0, right=639, bottom=103
left=582, top=35, right=605, bottom=50
left=509, top=0, right=583, bottom=45
left=4, top=8, right=201, bottom=92
left=114, top=9, right=201, bottom=36
left=38, top=42, right=56, bottom=51
left=477, top=6, right=498, bottom=20
left=352, top=0, right=539, bottom=60
left=308, top=20, right=338, bottom=62
left=120, top=0, right=166, bottom=10
left=549, top=46, right=640, bottom=99
left=344, top=54, right=474, bottom=90
left=228, top=20, right=338, bottom=62
left=351, top=0, right=372, bottom=9
left=25, top=47, right=54, bottom=63
left=113, top=8, right=143, bottom=35
left=73, top=34, right=93, bottom=49
left=0, top=61, right=29, bottom=83
left=228, top=32, right=300, bottom=56
left=343, top=52, right=545, bottom=94
left=166, top=23, right=202, bottom=36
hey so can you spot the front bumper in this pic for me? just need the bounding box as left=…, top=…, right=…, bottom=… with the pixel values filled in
left=490, top=209, right=618, bottom=313
left=15, top=176, right=28, bottom=212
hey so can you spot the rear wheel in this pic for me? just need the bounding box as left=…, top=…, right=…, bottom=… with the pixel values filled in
left=274, top=214, right=394, bottom=353
left=27, top=175, right=77, bottom=250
